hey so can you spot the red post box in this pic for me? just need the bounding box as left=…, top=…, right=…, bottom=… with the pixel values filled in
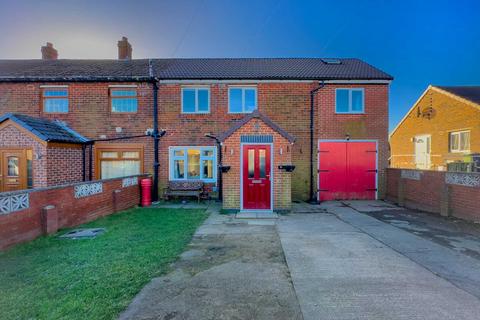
left=140, top=178, right=152, bottom=207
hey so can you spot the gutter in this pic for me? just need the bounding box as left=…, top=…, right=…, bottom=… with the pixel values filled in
left=309, top=81, right=325, bottom=203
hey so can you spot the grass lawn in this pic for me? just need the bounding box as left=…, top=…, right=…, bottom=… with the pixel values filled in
left=0, top=207, right=209, bottom=320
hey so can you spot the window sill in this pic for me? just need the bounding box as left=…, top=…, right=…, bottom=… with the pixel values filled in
left=228, top=111, right=256, bottom=114
left=334, top=112, right=366, bottom=115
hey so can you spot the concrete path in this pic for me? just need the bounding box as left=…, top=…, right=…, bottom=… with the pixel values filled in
left=119, top=207, right=302, bottom=320
left=120, top=201, right=480, bottom=320
left=278, top=201, right=480, bottom=320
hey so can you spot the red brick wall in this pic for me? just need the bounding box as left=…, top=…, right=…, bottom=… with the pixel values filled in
left=1, top=81, right=389, bottom=201
left=317, top=85, right=389, bottom=199
left=0, top=124, right=48, bottom=187
left=386, top=168, right=480, bottom=222
left=0, top=175, right=145, bottom=250
left=222, top=118, right=292, bottom=210
left=0, top=82, right=155, bottom=184
left=46, top=145, right=84, bottom=186
left=157, top=82, right=389, bottom=200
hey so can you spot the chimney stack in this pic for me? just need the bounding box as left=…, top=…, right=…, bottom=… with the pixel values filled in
left=41, top=42, right=58, bottom=60
left=118, top=37, right=132, bottom=60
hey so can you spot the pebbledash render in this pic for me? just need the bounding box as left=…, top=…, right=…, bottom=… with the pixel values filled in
left=0, top=39, right=392, bottom=212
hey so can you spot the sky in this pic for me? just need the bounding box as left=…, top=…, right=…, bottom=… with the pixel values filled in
left=0, top=0, right=479, bottom=131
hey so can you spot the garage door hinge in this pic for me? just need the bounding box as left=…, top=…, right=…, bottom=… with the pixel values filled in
left=366, top=169, right=378, bottom=173
left=319, top=189, right=329, bottom=192
left=318, top=169, right=329, bottom=172
left=366, top=150, right=377, bottom=153
left=366, top=188, right=378, bottom=191
left=318, top=150, right=329, bottom=153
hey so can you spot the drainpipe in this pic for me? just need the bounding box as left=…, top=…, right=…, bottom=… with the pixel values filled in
left=205, top=133, right=222, bottom=202
left=152, top=80, right=160, bottom=202
left=309, top=81, right=325, bottom=203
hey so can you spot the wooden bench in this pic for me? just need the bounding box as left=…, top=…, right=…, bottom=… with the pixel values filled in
left=163, top=180, right=204, bottom=203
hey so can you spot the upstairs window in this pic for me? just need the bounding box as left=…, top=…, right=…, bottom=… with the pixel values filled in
left=229, top=87, right=257, bottom=113
left=182, top=88, right=210, bottom=113
left=110, top=88, right=138, bottom=113
left=335, top=88, right=364, bottom=113
left=43, top=87, right=69, bottom=113
left=449, top=130, right=470, bottom=153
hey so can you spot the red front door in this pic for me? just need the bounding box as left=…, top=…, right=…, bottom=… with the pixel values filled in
left=242, top=145, right=271, bottom=210
left=318, top=141, right=377, bottom=201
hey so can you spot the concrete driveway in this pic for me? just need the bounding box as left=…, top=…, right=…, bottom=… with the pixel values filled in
left=121, top=201, right=480, bottom=320
left=279, top=201, right=480, bottom=320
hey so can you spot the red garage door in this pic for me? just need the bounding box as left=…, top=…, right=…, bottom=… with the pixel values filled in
left=318, top=141, right=377, bottom=201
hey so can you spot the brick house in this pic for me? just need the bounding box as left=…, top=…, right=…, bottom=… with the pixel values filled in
left=390, top=85, right=480, bottom=171
left=0, top=39, right=392, bottom=212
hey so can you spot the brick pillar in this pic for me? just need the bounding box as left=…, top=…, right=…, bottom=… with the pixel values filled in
left=440, top=184, right=451, bottom=217
left=113, top=189, right=121, bottom=213
left=41, top=205, right=58, bottom=235
left=397, top=178, right=405, bottom=207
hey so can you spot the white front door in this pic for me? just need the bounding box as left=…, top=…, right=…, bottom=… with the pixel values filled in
left=414, top=135, right=431, bottom=169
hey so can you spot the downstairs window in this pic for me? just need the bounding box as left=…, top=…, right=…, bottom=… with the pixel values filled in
left=169, top=146, right=216, bottom=182
left=96, top=146, right=143, bottom=179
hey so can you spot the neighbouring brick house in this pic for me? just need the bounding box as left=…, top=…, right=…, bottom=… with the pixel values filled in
left=0, top=38, right=392, bottom=212
left=390, top=85, right=480, bottom=171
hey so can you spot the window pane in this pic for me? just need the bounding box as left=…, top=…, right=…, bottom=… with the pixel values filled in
left=7, top=157, right=19, bottom=176
left=259, top=149, right=266, bottom=178
left=197, top=89, right=209, bottom=112
left=174, top=159, right=185, bottom=179
left=351, top=90, right=363, bottom=112
left=202, top=159, right=213, bottom=179
left=101, top=160, right=140, bottom=179
left=111, top=90, right=136, bottom=96
left=336, top=90, right=349, bottom=112
left=101, top=151, right=118, bottom=158
left=229, top=88, right=243, bottom=113
left=248, top=149, right=254, bottom=178
left=122, top=151, right=139, bottom=159
left=27, top=158, right=33, bottom=188
left=44, top=89, right=67, bottom=97
left=174, top=149, right=184, bottom=157
left=460, top=132, right=470, bottom=151
left=112, top=98, right=137, bottom=112
left=244, top=89, right=257, bottom=112
left=202, top=149, right=214, bottom=157
left=450, top=133, right=459, bottom=151
left=187, top=149, right=200, bottom=179
left=44, top=98, right=69, bottom=112
left=182, top=89, right=196, bottom=113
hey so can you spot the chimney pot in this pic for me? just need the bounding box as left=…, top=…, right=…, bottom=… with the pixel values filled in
left=41, top=42, right=58, bottom=60
left=118, top=36, right=132, bottom=60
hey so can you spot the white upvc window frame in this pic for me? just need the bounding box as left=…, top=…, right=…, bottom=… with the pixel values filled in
left=335, top=88, right=365, bottom=114
left=228, top=86, right=258, bottom=114
left=449, top=130, right=470, bottom=153
left=181, top=87, right=210, bottom=114
left=169, top=146, right=217, bottom=183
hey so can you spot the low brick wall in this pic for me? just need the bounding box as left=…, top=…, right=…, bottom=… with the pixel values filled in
left=0, top=175, right=147, bottom=250
left=386, top=168, right=480, bottom=222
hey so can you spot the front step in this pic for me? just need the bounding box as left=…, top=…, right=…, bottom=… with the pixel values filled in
left=236, top=212, right=279, bottom=219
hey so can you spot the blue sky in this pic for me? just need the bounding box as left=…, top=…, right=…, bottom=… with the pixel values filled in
left=0, top=0, right=478, bottom=130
